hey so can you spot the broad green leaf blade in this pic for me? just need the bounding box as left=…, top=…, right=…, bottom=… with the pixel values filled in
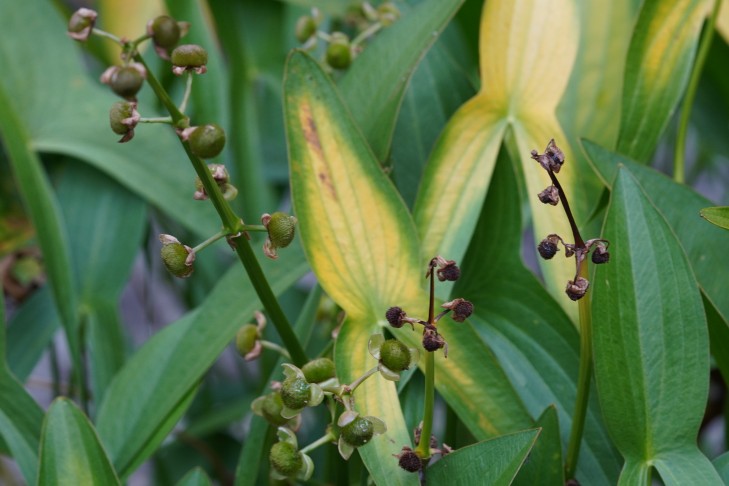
left=428, top=429, right=539, bottom=486
left=38, top=398, right=121, bottom=486
left=335, top=317, right=418, bottom=486
left=176, top=467, right=213, bottom=486
left=96, top=248, right=308, bottom=476
left=0, top=0, right=219, bottom=238
left=583, top=140, right=729, bottom=345
left=714, top=451, right=729, bottom=483
left=339, top=0, right=465, bottom=161
left=86, top=300, right=127, bottom=408
left=705, top=295, right=729, bottom=381
left=616, top=0, right=709, bottom=161
left=700, top=206, right=729, bottom=230
left=0, top=82, right=79, bottom=365
left=653, top=449, right=723, bottom=485
left=284, top=51, right=421, bottom=319
left=456, top=152, right=619, bottom=484
left=592, top=168, right=719, bottom=483
left=513, top=406, right=563, bottom=486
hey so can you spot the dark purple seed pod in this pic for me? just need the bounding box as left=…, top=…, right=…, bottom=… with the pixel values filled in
left=422, top=329, right=445, bottom=352
left=436, top=262, right=461, bottom=282
left=397, top=448, right=422, bottom=473
left=385, top=306, right=406, bottom=328
left=591, top=244, right=610, bottom=264
left=538, top=238, right=559, bottom=260
left=565, top=277, right=590, bottom=301
left=451, top=299, right=473, bottom=322
left=537, top=185, right=560, bottom=205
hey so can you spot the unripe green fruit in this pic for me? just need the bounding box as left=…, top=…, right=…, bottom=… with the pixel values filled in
left=189, top=124, right=226, bottom=159
left=326, top=33, right=351, bottom=69
left=266, top=212, right=297, bottom=249
left=109, top=101, right=135, bottom=135
left=235, top=324, right=258, bottom=355
left=150, top=15, right=181, bottom=48
left=260, top=393, right=289, bottom=426
left=171, top=44, right=208, bottom=68
left=341, top=416, right=374, bottom=447
left=295, top=15, right=317, bottom=43
left=380, top=339, right=411, bottom=372
left=110, top=67, right=144, bottom=100
left=269, top=442, right=303, bottom=477
left=301, top=358, right=336, bottom=383
left=160, top=243, right=193, bottom=278
left=280, top=377, right=311, bottom=409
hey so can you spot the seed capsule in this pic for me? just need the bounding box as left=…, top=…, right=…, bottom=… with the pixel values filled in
left=326, top=32, right=352, bottom=69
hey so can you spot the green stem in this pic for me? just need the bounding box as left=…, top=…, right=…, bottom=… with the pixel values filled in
left=260, top=340, right=291, bottom=360
left=300, top=432, right=337, bottom=454
left=564, top=261, right=592, bottom=480
left=351, top=22, right=383, bottom=48
left=347, top=366, right=379, bottom=392
left=178, top=73, right=193, bottom=114
left=416, top=351, right=435, bottom=460
left=91, top=28, right=123, bottom=44
left=192, top=230, right=226, bottom=253
left=134, top=53, right=308, bottom=367
left=674, top=0, right=722, bottom=183
left=138, top=117, right=173, bottom=124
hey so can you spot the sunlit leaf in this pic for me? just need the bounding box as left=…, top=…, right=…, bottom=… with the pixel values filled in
left=700, top=206, right=729, bottom=230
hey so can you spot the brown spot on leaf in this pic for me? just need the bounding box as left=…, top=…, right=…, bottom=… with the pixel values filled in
left=299, top=101, right=337, bottom=200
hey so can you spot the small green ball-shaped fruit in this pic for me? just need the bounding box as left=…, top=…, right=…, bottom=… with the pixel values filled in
left=110, top=67, right=144, bottom=100
left=295, top=15, right=317, bottom=43
left=160, top=243, right=193, bottom=278
left=260, top=392, right=289, bottom=426
left=150, top=15, right=181, bottom=48
left=235, top=324, right=259, bottom=355
left=171, top=44, right=208, bottom=68
left=341, top=416, right=374, bottom=447
left=380, top=339, right=411, bottom=372
left=269, top=442, right=303, bottom=477
left=326, top=32, right=351, bottom=69
left=266, top=212, right=297, bottom=249
left=377, top=2, right=400, bottom=26
left=301, top=358, right=336, bottom=383
left=109, top=101, right=135, bottom=135
left=188, top=124, right=226, bottom=159
left=280, top=377, right=311, bottom=410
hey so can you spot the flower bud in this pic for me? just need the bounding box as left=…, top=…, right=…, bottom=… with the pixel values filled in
left=537, top=235, right=560, bottom=260
left=159, top=235, right=194, bottom=278
left=380, top=339, right=412, bottom=372
left=280, top=376, right=311, bottom=410
left=591, top=243, right=610, bottom=264
left=295, top=15, right=317, bottom=43
left=262, top=212, right=298, bottom=259
left=538, top=185, right=560, bottom=205
left=301, top=357, right=336, bottom=384
left=235, top=324, right=259, bottom=355
left=341, top=416, right=374, bottom=447
left=171, top=44, right=208, bottom=75
left=109, top=101, right=140, bottom=143
left=269, top=442, right=303, bottom=477
left=68, top=8, right=97, bottom=41
left=565, top=276, right=589, bottom=301
left=185, top=124, right=226, bottom=159
left=326, top=32, right=352, bottom=69
left=385, top=306, right=406, bottom=328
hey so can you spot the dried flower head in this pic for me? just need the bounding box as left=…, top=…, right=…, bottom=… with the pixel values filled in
left=531, top=139, right=565, bottom=173
left=538, top=185, right=560, bottom=205
left=565, top=276, right=590, bottom=301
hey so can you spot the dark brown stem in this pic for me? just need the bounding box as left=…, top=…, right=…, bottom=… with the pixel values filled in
left=547, top=170, right=584, bottom=248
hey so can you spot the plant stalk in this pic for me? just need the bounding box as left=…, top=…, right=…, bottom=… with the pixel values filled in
left=416, top=263, right=437, bottom=460
left=674, top=0, right=723, bottom=184
left=564, top=261, right=592, bottom=480
left=134, top=53, right=308, bottom=367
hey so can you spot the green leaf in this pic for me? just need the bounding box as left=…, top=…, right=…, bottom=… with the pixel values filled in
left=616, top=0, right=709, bottom=161
left=414, top=0, right=595, bottom=318
left=700, top=206, right=729, bottom=230
left=38, top=398, right=120, bottom=486
left=176, top=467, right=213, bottom=486
left=96, top=248, right=308, bottom=477
left=284, top=50, right=421, bottom=319
left=456, top=149, right=620, bottom=484
left=0, top=0, right=219, bottom=238
left=427, top=429, right=539, bottom=486
left=592, top=167, right=720, bottom=484
left=339, top=0, right=466, bottom=161
left=713, top=451, right=729, bottom=483
left=85, top=300, right=128, bottom=409
left=583, top=140, right=729, bottom=354
left=513, top=407, right=564, bottom=486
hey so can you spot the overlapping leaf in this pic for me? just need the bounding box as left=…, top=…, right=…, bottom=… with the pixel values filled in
left=592, top=168, right=720, bottom=484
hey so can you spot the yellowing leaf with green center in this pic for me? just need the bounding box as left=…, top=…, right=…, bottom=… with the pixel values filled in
left=414, top=0, right=586, bottom=316
left=617, top=0, right=710, bottom=162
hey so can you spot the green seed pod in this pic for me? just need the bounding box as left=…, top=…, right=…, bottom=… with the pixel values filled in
left=110, top=67, right=144, bottom=100
left=109, top=101, right=137, bottom=135
left=341, top=416, right=374, bottom=447
left=188, top=124, right=226, bottom=159
left=266, top=212, right=297, bottom=249
left=259, top=392, right=289, bottom=426
left=326, top=32, right=351, bottom=69
left=377, top=2, right=400, bottom=26
left=295, top=15, right=317, bottom=43
left=280, top=377, right=311, bottom=410
left=301, top=358, right=336, bottom=383
left=67, top=8, right=97, bottom=41
left=149, top=15, right=181, bottom=48
left=171, top=44, right=208, bottom=73
left=235, top=324, right=259, bottom=355
left=380, top=339, right=411, bottom=372
left=269, top=442, right=303, bottom=477
left=160, top=240, right=194, bottom=278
